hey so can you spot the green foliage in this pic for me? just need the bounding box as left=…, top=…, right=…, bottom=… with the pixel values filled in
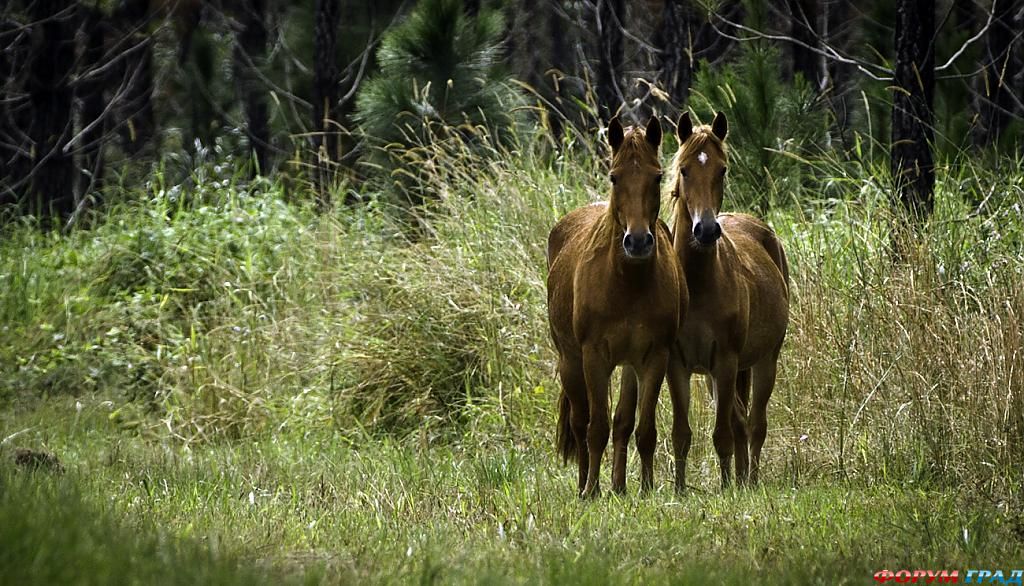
left=2, top=120, right=1024, bottom=582
left=354, top=0, right=523, bottom=201
left=690, top=42, right=829, bottom=211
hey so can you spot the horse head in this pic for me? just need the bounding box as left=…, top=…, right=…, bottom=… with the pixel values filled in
left=607, top=116, right=664, bottom=261
left=672, top=111, right=729, bottom=248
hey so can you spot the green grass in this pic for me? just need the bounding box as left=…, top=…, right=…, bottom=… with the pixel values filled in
left=3, top=400, right=1021, bottom=585
left=1, top=133, right=1023, bottom=583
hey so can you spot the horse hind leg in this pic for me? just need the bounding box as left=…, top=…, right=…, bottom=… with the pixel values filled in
left=558, top=358, right=590, bottom=495
left=749, top=355, right=779, bottom=485
left=612, top=365, right=639, bottom=494
left=582, top=347, right=614, bottom=498
left=732, top=369, right=751, bottom=486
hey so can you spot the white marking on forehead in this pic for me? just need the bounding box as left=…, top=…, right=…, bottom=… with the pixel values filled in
left=697, top=151, right=709, bottom=166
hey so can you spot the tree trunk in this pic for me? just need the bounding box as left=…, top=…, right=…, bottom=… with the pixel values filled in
left=0, top=17, right=32, bottom=206
left=113, top=0, right=156, bottom=156
left=787, top=0, right=822, bottom=89
left=77, top=5, right=107, bottom=204
left=973, top=0, right=1017, bottom=147
left=548, top=0, right=568, bottom=140
left=27, top=0, right=76, bottom=220
left=510, top=0, right=567, bottom=140
left=313, top=0, right=340, bottom=207
left=824, top=0, right=855, bottom=143
left=891, top=0, right=935, bottom=219
left=596, top=0, right=624, bottom=119
left=656, top=0, right=695, bottom=108
left=234, top=0, right=271, bottom=175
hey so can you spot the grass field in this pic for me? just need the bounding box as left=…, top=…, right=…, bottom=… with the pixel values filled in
left=1, top=137, right=1022, bottom=584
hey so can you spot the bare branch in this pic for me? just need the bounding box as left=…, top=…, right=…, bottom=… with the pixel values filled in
left=709, top=12, right=894, bottom=82
left=935, top=2, right=995, bottom=71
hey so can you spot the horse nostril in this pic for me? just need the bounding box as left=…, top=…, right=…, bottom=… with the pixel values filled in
left=644, top=232, right=654, bottom=249
left=712, top=222, right=722, bottom=240
left=623, top=233, right=634, bottom=251
left=693, top=222, right=703, bottom=239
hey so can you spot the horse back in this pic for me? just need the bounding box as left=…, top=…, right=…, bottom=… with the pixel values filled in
left=718, top=213, right=790, bottom=364
left=719, top=213, right=789, bottom=295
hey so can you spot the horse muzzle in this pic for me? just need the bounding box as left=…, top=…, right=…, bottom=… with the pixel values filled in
left=692, top=218, right=722, bottom=247
left=622, top=230, right=655, bottom=259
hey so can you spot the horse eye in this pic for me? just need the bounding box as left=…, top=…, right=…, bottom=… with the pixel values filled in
left=655, top=173, right=664, bottom=181
left=720, top=167, right=728, bottom=177
left=681, top=168, right=688, bottom=179
left=610, top=173, right=618, bottom=185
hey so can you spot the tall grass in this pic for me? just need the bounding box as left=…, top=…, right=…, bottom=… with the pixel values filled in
left=0, top=123, right=1021, bottom=504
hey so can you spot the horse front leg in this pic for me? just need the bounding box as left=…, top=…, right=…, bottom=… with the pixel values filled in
left=732, top=369, right=752, bottom=486
left=635, top=348, right=669, bottom=495
left=666, top=354, right=692, bottom=494
left=581, top=346, right=613, bottom=498
left=711, top=356, right=739, bottom=490
left=612, top=365, right=638, bottom=494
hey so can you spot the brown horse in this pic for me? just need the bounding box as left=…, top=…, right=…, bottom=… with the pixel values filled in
left=547, top=117, right=683, bottom=497
left=663, top=112, right=790, bottom=491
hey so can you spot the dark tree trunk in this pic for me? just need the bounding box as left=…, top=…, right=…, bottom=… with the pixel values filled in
left=891, top=0, right=935, bottom=219
left=596, top=0, right=624, bottom=119
left=824, top=0, right=855, bottom=143
left=113, top=0, right=156, bottom=156
left=27, top=0, right=76, bottom=220
left=973, top=0, right=1017, bottom=147
left=787, top=0, right=823, bottom=88
left=548, top=0, right=568, bottom=140
left=655, top=0, right=743, bottom=111
left=77, top=6, right=107, bottom=203
left=234, top=0, right=271, bottom=175
left=313, top=0, right=340, bottom=207
left=1016, top=1, right=1024, bottom=123
left=510, top=0, right=567, bottom=140
left=656, top=0, right=695, bottom=108
left=0, top=18, right=32, bottom=205
left=464, top=0, right=480, bottom=16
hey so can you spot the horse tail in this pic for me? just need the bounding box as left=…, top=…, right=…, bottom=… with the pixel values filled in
left=556, top=391, right=577, bottom=464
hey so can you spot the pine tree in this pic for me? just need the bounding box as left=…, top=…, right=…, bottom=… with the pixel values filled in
left=355, top=0, right=517, bottom=149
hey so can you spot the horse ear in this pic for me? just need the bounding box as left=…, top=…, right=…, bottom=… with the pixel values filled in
left=608, top=118, right=625, bottom=152
left=676, top=112, right=693, bottom=143
left=712, top=111, right=729, bottom=140
left=645, top=116, right=662, bottom=149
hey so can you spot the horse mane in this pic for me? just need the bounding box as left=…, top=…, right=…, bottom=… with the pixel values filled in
left=664, top=125, right=728, bottom=200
